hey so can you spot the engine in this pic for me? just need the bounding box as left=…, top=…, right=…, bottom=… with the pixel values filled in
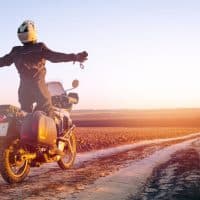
left=53, top=107, right=72, bottom=136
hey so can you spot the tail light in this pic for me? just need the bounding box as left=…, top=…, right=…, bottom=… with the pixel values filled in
left=0, top=115, right=6, bottom=122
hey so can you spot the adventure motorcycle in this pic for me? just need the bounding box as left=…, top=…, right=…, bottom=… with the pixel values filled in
left=0, top=79, right=79, bottom=184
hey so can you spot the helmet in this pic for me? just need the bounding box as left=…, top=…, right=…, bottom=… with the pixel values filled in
left=17, top=20, right=37, bottom=43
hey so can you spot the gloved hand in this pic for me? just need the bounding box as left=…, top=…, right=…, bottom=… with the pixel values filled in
left=75, top=51, right=88, bottom=63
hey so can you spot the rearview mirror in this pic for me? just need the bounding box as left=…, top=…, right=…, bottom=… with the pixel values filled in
left=72, top=79, right=79, bottom=88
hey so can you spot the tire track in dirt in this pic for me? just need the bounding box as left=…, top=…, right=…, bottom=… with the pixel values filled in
left=129, top=140, right=200, bottom=200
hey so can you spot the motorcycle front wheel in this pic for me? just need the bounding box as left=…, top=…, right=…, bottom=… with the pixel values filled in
left=57, top=131, right=77, bottom=170
left=0, top=139, right=30, bottom=184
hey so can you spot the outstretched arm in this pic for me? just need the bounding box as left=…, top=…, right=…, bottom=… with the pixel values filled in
left=0, top=49, right=14, bottom=67
left=41, top=43, right=76, bottom=63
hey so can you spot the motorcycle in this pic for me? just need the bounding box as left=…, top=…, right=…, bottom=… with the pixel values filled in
left=0, top=79, right=79, bottom=184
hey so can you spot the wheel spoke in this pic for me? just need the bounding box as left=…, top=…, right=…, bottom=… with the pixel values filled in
left=67, top=139, right=73, bottom=154
left=7, top=141, right=28, bottom=176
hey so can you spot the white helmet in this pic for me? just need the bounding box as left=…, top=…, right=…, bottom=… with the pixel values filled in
left=17, top=20, right=37, bottom=43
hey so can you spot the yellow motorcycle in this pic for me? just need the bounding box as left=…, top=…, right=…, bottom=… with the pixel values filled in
left=0, top=80, right=79, bottom=184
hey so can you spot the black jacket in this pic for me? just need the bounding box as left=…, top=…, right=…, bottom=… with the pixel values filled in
left=0, top=42, right=76, bottom=81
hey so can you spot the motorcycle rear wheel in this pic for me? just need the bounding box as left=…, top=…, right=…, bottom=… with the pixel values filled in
left=0, top=139, right=30, bottom=184
left=57, top=131, right=76, bottom=170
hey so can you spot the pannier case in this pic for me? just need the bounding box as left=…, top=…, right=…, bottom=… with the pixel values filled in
left=20, top=111, right=57, bottom=147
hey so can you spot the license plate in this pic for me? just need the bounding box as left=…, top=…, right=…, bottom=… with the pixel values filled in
left=0, top=123, right=9, bottom=137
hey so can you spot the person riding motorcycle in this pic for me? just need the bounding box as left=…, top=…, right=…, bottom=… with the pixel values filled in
left=0, top=20, right=88, bottom=155
left=0, top=20, right=87, bottom=117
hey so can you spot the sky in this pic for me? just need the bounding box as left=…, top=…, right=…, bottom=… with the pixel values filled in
left=0, top=0, right=200, bottom=109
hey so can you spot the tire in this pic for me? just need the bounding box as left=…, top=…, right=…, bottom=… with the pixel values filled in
left=57, top=131, right=77, bottom=170
left=0, top=139, right=30, bottom=184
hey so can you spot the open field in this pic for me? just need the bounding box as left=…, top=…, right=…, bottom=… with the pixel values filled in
left=76, top=127, right=200, bottom=152
left=72, top=109, right=200, bottom=127
left=1, top=109, right=200, bottom=199
left=72, top=109, right=200, bottom=152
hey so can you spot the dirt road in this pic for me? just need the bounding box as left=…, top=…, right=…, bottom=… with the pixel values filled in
left=130, top=139, right=200, bottom=200
left=0, top=135, right=200, bottom=200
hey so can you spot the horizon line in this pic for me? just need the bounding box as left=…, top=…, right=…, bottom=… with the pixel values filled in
left=73, top=107, right=200, bottom=111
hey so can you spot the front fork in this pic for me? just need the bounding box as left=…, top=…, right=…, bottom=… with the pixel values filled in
left=57, top=125, right=76, bottom=156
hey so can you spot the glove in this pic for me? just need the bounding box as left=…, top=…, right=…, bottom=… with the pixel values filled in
left=75, top=51, right=88, bottom=63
